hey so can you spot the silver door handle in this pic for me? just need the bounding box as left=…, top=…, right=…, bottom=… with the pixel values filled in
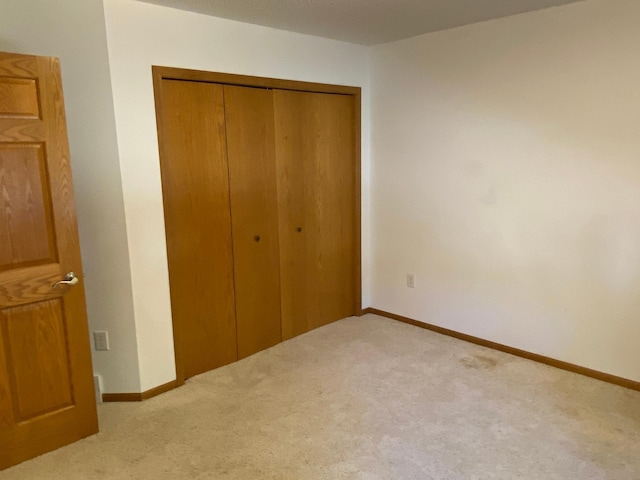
left=53, top=272, right=79, bottom=288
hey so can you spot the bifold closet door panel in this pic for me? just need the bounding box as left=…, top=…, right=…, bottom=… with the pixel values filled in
left=224, top=85, right=282, bottom=358
left=313, top=93, right=357, bottom=328
left=273, top=90, right=320, bottom=339
left=157, top=80, right=238, bottom=379
left=274, top=90, right=356, bottom=339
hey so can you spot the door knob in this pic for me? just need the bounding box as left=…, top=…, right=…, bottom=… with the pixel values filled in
left=53, top=272, right=79, bottom=289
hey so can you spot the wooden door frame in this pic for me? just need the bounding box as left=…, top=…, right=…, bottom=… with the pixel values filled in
left=152, top=66, right=362, bottom=385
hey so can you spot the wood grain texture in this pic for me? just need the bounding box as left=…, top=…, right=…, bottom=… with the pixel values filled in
left=3, top=300, right=73, bottom=420
left=155, top=79, right=238, bottom=380
left=0, top=324, right=12, bottom=430
left=0, top=143, right=56, bottom=269
left=274, top=90, right=357, bottom=339
left=311, top=93, right=356, bottom=328
left=153, top=66, right=360, bottom=96
left=0, top=264, right=63, bottom=307
left=224, top=85, right=282, bottom=359
left=352, top=91, right=363, bottom=315
left=152, top=67, right=362, bottom=375
left=364, top=308, right=640, bottom=392
left=0, top=51, right=97, bottom=471
left=273, top=90, right=319, bottom=339
left=0, top=77, right=40, bottom=118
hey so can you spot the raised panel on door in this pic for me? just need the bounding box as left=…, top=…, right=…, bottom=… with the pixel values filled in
left=223, top=85, right=281, bottom=358
left=274, top=90, right=356, bottom=339
left=155, top=79, right=237, bottom=379
left=0, top=143, right=56, bottom=269
left=2, top=300, right=73, bottom=420
left=0, top=51, right=97, bottom=470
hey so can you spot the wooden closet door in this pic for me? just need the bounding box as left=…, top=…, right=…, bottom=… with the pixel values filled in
left=274, top=90, right=356, bottom=340
left=156, top=80, right=237, bottom=379
left=224, top=86, right=282, bottom=358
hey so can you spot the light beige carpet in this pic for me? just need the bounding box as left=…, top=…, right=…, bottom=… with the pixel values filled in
left=3, top=314, right=640, bottom=479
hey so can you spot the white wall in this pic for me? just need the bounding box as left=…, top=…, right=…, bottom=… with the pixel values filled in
left=371, top=0, right=640, bottom=382
left=0, top=0, right=140, bottom=392
left=103, top=0, right=371, bottom=391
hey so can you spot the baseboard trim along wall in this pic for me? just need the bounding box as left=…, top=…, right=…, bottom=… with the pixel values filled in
left=102, top=308, right=639, bottom=401
left=362, top=308, right=640, bottom=392
left=102, top=379, right=183, bottom=402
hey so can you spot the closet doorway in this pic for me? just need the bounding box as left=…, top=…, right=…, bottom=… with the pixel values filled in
left=153, top=67, right=361, bottom=382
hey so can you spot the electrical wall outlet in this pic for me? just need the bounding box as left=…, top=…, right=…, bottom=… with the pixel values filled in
left=94, top=331, right=110, bottom=351
left=407, top=273, right=415, bottom=288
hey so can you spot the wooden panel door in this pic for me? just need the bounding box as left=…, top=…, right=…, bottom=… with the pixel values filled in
left=155, top=80, right=237, bottom=379
left=0, top=52, right=98, bottom=469
left=274, top=90, right=356, bottom=340
left=223, top=86, right=282, bottom=358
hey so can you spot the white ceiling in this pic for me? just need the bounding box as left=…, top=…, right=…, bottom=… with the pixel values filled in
left=136, top=0, right=585, bottom=45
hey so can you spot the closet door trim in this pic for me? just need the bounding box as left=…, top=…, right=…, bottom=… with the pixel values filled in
left=153, top=66, right=361, bottom=96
